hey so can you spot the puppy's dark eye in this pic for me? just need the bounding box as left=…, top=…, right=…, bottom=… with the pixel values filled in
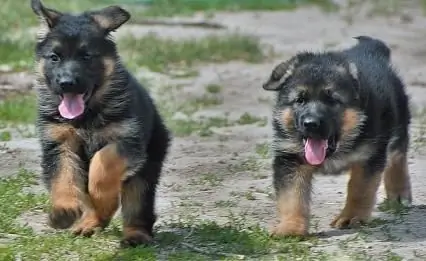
left=50, top=53, right=60, bottom=62
left=324, top=90, right=342, bottom=105
left=82, top=53, right=92, bottom=61
left=329, top=95, right=343, bottom=105
left=295, top=96, right=305, bottom=104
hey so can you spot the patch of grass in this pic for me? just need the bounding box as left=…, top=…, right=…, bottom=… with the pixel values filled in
left=163, top=219, right=327, bottom=260
left=0, top=95, right=37, bottom=124
left=142, top=0, right=339, bottom=17
left=0, top=36, right=35, bottom=71
left=187, top=95, right=224, bottom=112
left=118, top=32, right=268, bottom=73
left=0, top=170, right=329, bottom=261
left=228, top=157, right=261, bottom=173
left=215, top=200, right=238, bottom=208
left=189, top=173, right=224, bottom=187
left=244, top=191, right=256, bottom=201
left=237, top=112, right=267, bottom=126
left=168, top=116, right=231, bottom=137
left=384, top=250, right=403, bottom=261
left=205, top=83, right=222, bottom=94
left=255, top=142, right=270, bottom=159
left=378, top=199, right=410, bottom=216
left=1, top=0, right=143, bottom=33
left=0, top=169, right=48, bottom=235
left=0, top=131, right=12, bottom=141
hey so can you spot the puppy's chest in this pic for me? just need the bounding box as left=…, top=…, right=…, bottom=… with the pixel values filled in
left=74, top=126, right=122, bottom=156
left=319, top=143, right=375, bottom=174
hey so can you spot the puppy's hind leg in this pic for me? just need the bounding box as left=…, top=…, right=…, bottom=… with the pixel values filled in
left=383, top=127, right=412, bottom=207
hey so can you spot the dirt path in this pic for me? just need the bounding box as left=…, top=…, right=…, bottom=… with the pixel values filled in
left=3, top=3, right=426, bottom=260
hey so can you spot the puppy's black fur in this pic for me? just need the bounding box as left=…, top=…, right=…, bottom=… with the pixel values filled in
left=31, top=0, right=171, bottom=247
left=263, top=36, right=412, bottom=236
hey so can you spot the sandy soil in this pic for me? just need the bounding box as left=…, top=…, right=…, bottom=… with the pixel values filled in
left=2, top=2, right=426, bottom=260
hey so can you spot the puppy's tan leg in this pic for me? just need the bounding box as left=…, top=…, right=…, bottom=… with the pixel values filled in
left=45, top=124, right=82, bottom=229
left=71, top=144, right=126, bottom=236
left=383, top=151, right=412, bottom=206
left=330, top=163, right=381, bottom=228
left=271, top=164, right=315, bottom=237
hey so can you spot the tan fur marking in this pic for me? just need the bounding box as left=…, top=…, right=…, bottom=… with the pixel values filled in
left=383, top=151, right=412, bottom=203
left=50, top=152, right=80, bottom=214
left=272, top=165, right=315, bottom=237
left=36, top=58, right=46, bottom=76
left=341, top=108, right=359, bottom=138
left=330, top=163, right=381, bottom=228
left=46, top=124, right=81, bottom=228
left=91, top=14, right=113, bottom=30
left=47, top=124, right=79, bottom=145
left=72, top=143, right=127, bottom=235
left=103, top=57, right=115, bottom=78
left=280, top=108, right=294, bottom=128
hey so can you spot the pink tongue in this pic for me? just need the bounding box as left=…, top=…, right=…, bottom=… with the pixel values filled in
left=304, top=138, right=328, bottom=165
left=58, top=93, right=85, bottom=119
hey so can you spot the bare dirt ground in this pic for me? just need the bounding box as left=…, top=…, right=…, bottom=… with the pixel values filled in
left=2, top=2, right=426, bottom=260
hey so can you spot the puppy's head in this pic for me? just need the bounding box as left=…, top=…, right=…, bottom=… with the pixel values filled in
left=31, top=0, right=130, bottom=120
left=263, top=52, right=365, bottom=166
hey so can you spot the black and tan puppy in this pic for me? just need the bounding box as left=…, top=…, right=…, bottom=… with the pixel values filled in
left=262, top=36, right=412, bottom=236
left=31, top=0, right=171, bottom=247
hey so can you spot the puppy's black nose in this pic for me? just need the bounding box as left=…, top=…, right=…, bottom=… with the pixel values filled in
left=57, top=77, right=77, bottom=89
left=303, top=117, right=320, bottom=131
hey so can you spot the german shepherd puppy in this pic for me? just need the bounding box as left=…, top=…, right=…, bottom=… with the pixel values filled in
left=31, top=0, right=171, bottom=247
left=262, top=36, right=412, bottom=236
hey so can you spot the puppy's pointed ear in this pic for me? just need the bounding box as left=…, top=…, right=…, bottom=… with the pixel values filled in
left=262, top=53, right=313, bottom=91
left=262, top=57, right=299, bottom=91
left=89, top=6, right=131, bottom=34
left=31, top=0, right=63, bottom=29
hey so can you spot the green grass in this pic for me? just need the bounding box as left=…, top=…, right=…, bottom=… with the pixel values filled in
left=0, top=95, right=37, bottom=124
left=0, top=36, right=36, bottom=71
left=255, top=142, right=270, bottom=159
left=118, top=32, right=268, bottom=73
left=142, top=0, right=339, bottom=17
left=1, top=0, right=128, bottom=33
left=0, top=169, right=48, bottom=235
left=205, top=83, right=222, bottom=94
left=1, top=0, right=130, bottom=71
left=1, top=0, right=337, bottom=35
left=0, top=131, right=12, bottom=141
left=237, top=112, right=268, bottom=126
left=168, top=116, right=231, bottom=137
left=0, top=169, right=332, bottom=261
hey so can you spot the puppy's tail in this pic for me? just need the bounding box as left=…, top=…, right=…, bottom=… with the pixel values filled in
left=353, top=35, right=391, bottom=61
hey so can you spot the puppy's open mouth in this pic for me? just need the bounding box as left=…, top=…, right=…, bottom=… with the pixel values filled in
left=57, top=92, right=87, bottom=120
left=57, top=88, right=93, bottom=120
left=302, top=136, right=337, bottom=166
